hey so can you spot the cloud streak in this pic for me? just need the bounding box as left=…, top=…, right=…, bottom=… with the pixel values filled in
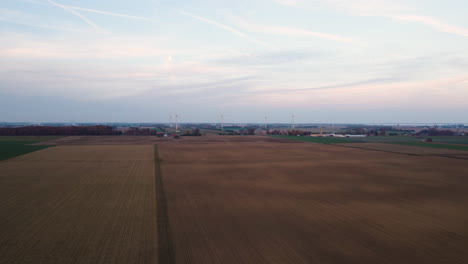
left=240, top=74, right=468, bottom=109
left=46, top=0, right=105, bottom=32
left=389, top=15, right=468, bottom=38
left=279, top=0, right=468, bottom=38
left=0, top=7, right=89, bottom=32
left=20, top=0, right=156, bottom=24
left=0, top=33, right=175, bottom=60
left=66, top=5, right=157, bottom=23
left=213, top=51, right=319, bottom=66
left=274, top=0, right=301, bottom=6
left=229, top=15, right=357, bottom=44
left=289, top=77, right=399, bottom=92
left=179, top=11, right=271, bottom=48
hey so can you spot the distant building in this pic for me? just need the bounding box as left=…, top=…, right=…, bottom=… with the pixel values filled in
left=318, top=133, right=366, bottom=138
left=344, top=134, right=367, bottom=138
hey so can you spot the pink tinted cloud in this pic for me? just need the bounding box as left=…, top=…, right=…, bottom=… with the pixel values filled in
left=238, top=75, right=468, bottom=108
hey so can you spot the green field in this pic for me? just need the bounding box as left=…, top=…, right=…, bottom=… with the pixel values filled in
left=346, top=136, right=468, bottom=144
left=428, top=136, right=468, bottom=145
left=0, top=141, right=54, bottom=161
left=271, top=135, right=421, bottom=144
left=392, top=142, right=468, bottom=152
left=272, top=135, right=468, bottom=145
left=336, top=136, right=424, bottom=143
left=271, top=135, right=359, bottom=144
left=0, top=136, right=60, bottom=161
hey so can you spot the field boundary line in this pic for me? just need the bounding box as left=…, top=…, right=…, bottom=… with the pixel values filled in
left=154, top=145, right=176, bottom=264
left=333, top=144, right=468, bottom=160
left=435, top=155, right=468, bottom=160
left=330, top=144, right=421, bottom=156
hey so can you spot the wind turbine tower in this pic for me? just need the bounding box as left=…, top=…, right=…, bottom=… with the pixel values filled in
left=169, top=114, right=173, bottom=128
left=175, top=114, right=179, bottom=132
left=220, top=114, right=224, bottom=131
left=291, top=114, right=295, bottom=129
left=264, top=116, right=268, bottom=130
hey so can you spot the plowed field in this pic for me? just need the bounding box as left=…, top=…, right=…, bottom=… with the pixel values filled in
left=0, top=145, right=158, bottom=264
left=159, top=141, right=468, bottom=264
left=2, top=136, right=468, bottom=264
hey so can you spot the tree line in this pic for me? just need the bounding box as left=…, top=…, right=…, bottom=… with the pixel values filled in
left=0, top=126, right=121, bottom=136
left=417, top=128, right=455, bottom=136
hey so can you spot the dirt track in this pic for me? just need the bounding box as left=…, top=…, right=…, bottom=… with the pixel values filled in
left=159, top=141, right=468, bottom=264
left=0, top=145, right=158, bottom=264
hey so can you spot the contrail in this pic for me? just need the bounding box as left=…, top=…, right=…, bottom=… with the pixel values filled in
left=66, top=6, right=157, bottom=23
left=228, top=15, right=357, bottom=44
left=47, top=0, right=105, bottom=32
left=179, top=11, right=271, bottom=49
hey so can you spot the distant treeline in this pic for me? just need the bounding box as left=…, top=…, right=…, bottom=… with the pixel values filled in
left=124, top=128, right=160, bottom=136
left=0, top=126, right=121, bottom=136
left=418, top=128, right=455, bottom=136
left=268, top=130, right=312, bottom=136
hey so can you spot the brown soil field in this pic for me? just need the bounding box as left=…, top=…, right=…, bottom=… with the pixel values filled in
left=4, top=136, right=468, bottom=263
left=335, top=142, right=468, bottom=156
left=0, top=145, right=158, bottom=264
left=159, top=141, right=468, bottom=264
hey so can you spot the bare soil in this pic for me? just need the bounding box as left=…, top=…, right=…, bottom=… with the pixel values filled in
left=159, top=140, right=468, bottom=264
left=0, top=145, right=158, bottom=264
left=3, top=136, right=468, bottom=264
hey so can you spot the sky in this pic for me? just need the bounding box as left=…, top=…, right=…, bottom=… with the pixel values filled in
left=1, top=0, right=467, bottom=123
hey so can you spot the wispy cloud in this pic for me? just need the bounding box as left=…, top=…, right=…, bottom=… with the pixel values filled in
left=240, top=74, right=468, bottom=108
left=213, top=51, right=320, bottom=66
left=288, top=77, right=400, bottom=92
left=142, top=76, right=258, bottom=97
left=288, top=0, right=407, bottom=15
left=0, top=58, right=255, bottom=101
left=280, top=0, right=468, bottom=38
left=0, top=17, right=90, bottom=32
left=274, top=0, right=301, bottom=6
left=20, top=0, right=156, bottom=23
left=66, top=5, right=157, bottom=23
left=0, top=34, right=174, bottom=60
left=46, top=0, right=105, bottom=32
left=0, top=7, right=89, bottom=32
left=228, top=15, right=357, bottom=44
left=179, top=11, right=271, bottom=48
left=389, top=15, right=468, bottom=38
left=17, top=0, right=48, bottom=5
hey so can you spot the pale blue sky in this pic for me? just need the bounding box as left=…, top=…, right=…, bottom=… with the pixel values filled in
left=1, top=0, right=467, bottom=123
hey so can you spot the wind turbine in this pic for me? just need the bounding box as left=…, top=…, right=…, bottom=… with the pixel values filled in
left=169, top=114, right=173, bottom=128
left=175, top=114, right=179, bottom=132
left=264, top=116, right=268, bottom=130
left=220, top=114, right=224, bottom=131
left=291, top=113, right=295, bottom=129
